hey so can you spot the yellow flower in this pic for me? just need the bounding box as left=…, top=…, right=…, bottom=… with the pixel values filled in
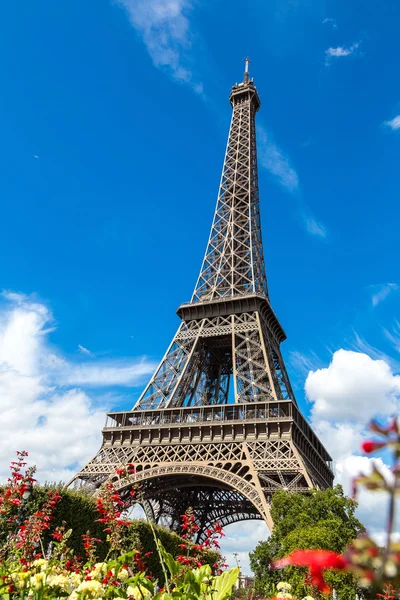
left=69, top=572, right=82, bottom=588
left=29, top=572, right=46, bottom=591
left=118, top=568, right=129, bottom=581
left=277, top=581, right=292, bottom=591
left=48, top=574, right=72, bottom=592
left=10, top=570, right=31, bottom=590
left=90, top=562, right=108, bottom=579
left=33, top=558, right=48, bottom=571
left=127, top=584, right=148, bottom=599
left=76, top=579, right=104, bottom=598
left=277, top=594, right=293, bottom=599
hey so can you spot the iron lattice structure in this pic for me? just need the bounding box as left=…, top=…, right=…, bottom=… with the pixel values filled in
left=71, top=63, right=334, bottom=536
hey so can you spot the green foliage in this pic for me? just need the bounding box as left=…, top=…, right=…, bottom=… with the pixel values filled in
left=249, top=485, right=365, bottom=599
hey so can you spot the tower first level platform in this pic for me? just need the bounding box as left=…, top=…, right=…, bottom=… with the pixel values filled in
left=74, top=400, right=333, bottom=535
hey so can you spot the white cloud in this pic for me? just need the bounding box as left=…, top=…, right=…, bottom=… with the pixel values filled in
left=322, top=18, right=337, bottom=29
left=304, top=216, right=327, bottom=238
left=384, top=115, right=400, bottom=131
left=220, top=521, right=269, bottom=574
left=0, top=292, right=155, bottom=483
left=116, top=0, right=202, bottom=92
left=306, top=349, right=400, bottom=422
left=257, top=126, right=299, bottom=192
left=370, top=282, right=399, bottom=307
left=325, top=42, right=360, bottom=65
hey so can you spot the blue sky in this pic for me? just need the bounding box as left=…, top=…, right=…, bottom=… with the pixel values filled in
left=1, top=0, right=400, bottom=573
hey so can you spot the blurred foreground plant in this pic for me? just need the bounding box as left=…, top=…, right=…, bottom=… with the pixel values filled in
left=272, top=416, right=400, bottom=598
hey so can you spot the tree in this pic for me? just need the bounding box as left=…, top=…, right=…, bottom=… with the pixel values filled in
left=249, top=485, right=365, bottom=599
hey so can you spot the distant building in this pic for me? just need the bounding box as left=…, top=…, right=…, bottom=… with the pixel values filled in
left=234, top=573, right=254, bottom=590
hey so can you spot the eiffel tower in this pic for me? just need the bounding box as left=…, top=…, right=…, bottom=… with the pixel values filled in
left=71, top=60, right=334, bottom=536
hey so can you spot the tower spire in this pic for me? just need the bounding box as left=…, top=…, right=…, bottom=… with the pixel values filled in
left=244, top=57, right=250, bottom=83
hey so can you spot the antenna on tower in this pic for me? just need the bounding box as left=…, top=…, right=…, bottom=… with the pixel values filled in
left=244, top=57, right=251, bottom=83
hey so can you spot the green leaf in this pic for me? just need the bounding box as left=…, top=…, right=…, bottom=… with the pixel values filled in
left=157, top=540, right=181, bottom=577
left=208, top=567, right=239, bottom=600
left=192, top=564, right=212, bottom=584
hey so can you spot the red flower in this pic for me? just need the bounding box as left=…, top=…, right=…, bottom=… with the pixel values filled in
left=361, top=440, right=387, bottom=454
left=273, top=550, right=348, bottom=594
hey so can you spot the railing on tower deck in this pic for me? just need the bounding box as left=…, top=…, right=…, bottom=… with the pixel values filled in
left=104, top=400, right=293, bottom=430
left=103, top=400, right=334, bottom=472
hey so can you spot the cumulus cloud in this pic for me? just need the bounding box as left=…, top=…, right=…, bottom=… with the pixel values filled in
left=325, top=41, right=360, bottom=65
left=369, top=282, right=399, bottom=307
left=384, top=115, right=400, bottom=131
left=306, top=349, right=400, bottom=422
left=0, top=292, right=155, bottom=483
left=306, top=349, right=400, bottom=541
left=116, top=0, right=202, bottom=92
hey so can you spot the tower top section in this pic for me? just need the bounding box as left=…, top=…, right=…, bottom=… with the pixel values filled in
left=230, top=58, right=260, bottom=111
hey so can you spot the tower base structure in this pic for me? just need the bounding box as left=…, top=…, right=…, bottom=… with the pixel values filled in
left=72, top=400, right=333, bottom=537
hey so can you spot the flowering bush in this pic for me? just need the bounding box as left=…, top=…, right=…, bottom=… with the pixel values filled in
left=0, top=453, right=239, bottom=600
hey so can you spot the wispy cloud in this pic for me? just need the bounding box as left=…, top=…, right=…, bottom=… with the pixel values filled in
left=325, top=41, right=360, bottom=65
left=304, top=216, right=327, bottom=238
left=78, top=344, right=93, bottom=356
left=257, top=126, right=299, bottom=192
left=257, top=127, right=327, bottom=239
left=116, top=0, right=203, bottom=93
left=59, top=359, right=155, bottom=387
left=383, top=320, right=400, bottom=353
left=289, top=350, right=322, bottom=377
left=383, top=115, right=400, bottom=131
left=369, top=283, right=399, bottom=307
left=322, top=18, right=337, bottom=29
